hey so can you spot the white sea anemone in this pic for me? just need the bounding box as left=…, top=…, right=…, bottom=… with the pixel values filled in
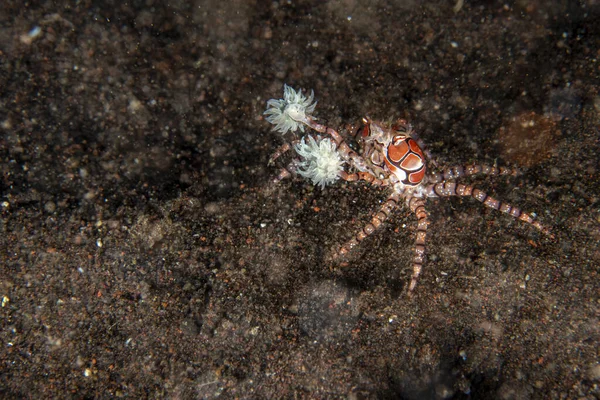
left=294, top=135, right=344, bottom=189
left=264, top=84, right=317, bottom=134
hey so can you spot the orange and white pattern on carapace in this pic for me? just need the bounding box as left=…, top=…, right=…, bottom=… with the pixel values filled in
left=385, top=136, right=426, bottom=185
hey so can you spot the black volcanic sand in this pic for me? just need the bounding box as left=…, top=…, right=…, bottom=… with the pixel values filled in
left=1, top=1, right=599, bottom=398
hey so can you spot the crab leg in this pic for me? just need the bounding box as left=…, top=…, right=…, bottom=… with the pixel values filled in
left=429, top=164, right=519, bottom=183
left=335, top=191, right=402, bottom=258
left=430, top=181, right=551, bottom=235
left=339, top=171, right=390, bottom=187
left=268, top=142, right=296, bottom=165
left=407, top=196, right=430, bottom=293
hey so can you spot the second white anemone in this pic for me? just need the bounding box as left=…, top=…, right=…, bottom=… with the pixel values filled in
left=294, top=135, right=344, bottom=189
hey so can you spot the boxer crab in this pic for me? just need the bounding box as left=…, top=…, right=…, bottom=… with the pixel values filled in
left=264, top=85, right=551, bottom=293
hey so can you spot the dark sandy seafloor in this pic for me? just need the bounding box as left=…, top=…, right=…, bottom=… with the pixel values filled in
left=1, top=1, right=599, bottom=398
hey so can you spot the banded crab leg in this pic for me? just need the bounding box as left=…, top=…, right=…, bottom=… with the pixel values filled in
left=333, top=191, right=402, bottom=259
left=268, top=140, right=301, bottom=185
left=268, top=142, right=296, bottom=166
left=406, top=196, right=430, bottom=294
left=428, top=181, right=552, bottom=236
left=429, top=164, right=519, bottom=183
left=339, top=170, right=390, bottom=187
left=270, top=164, right=295, bottom=185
